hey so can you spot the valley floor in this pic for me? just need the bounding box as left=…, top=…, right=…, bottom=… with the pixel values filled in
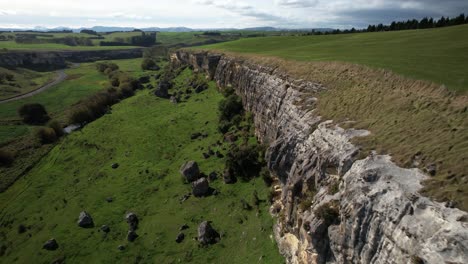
left=0, top=67, right=282, bottom=263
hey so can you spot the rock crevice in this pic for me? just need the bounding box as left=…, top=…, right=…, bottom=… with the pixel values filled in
left=172, top=50, right=468, bottom=264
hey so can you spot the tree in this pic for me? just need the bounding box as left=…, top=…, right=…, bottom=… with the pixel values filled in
left=18, top=103, right=50, bottom=125
left=80, top=29, right=98, bottom=35
left=141, top=58, right=157, bottom=70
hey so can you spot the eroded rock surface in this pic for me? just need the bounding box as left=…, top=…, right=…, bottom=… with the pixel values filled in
left=173, top=51, right=468, bottom=264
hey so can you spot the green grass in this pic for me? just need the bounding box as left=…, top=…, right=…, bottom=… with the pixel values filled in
left=0, top=68, right=283, bottom=263
left=0, top=64, right=107, bottom=121
left=199, top=25, right=468, bottom=92
left=0, top=68, right=56, bottom=100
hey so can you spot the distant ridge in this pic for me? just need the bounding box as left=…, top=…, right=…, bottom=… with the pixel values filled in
left=0, top=26, right=334, bottom=33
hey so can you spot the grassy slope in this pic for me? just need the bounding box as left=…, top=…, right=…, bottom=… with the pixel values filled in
left=0, top=69, right=282, bottom=263
left=0, top=68, right=56, bottom=100
left=199, top=25, right=468, bottom=92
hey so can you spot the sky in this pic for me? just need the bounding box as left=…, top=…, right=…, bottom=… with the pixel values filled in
left=0, top=0, right=467, bottom=29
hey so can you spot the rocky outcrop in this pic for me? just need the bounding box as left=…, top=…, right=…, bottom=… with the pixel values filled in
left=0, top=48, right=143, bottom=69
left=172, top=51, right=468, bottom=264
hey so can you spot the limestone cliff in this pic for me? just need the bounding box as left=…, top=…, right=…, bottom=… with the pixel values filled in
left=0, top=48, right=143, bottom=69
left=172, top=51, right=468, bottom=264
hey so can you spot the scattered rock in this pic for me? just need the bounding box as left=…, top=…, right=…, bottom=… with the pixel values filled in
left=170, top=96, right=178, bottom=104
left=77, top=211, right=94, bottom=228
left=224, top=133, right=238, bottom=143
left=180, top=193, right=191, bottom=203
left=201, top=132, right=208, bottom=138
left=127, top=230, right=138, bottom=242
left=180, top=224, right=189, bottom=231
left=198, top=221, right=220, bottom=245
left=194, top=83, right=208, bottom=93
left=191, top=132, right=202, bottom=140
left=241, top=199, right=253, bottom=210
left=192, top=177, right=210, bottom=197
left=106, top=197, right=113, bottom=203
left=146, top=84, right=154, bottom=89
left=43, top=238, right=59, bottom=251
left=425, top=163, right=437, bottom=176
left=18, top=224, right=27, bottom=234
left=215, top=151, right=224, bottom=158
left=155, top=80, right=171, bottom=98
left=139, top=76, right=150, bottom=84
left=223, top=169, right=237, bottom=184
left=180, top=161, right=200, bottom=182
left=202, top=152, right=211, bottom=159
left=117, top=245, right=125, bottom=251
left=176, top=232, right=185, bottom=243
left=126, top=212, right=139, bottom=231
left=111, top=163, right=119, bottom=169
left=101, top=225, right=110, bottom=233
left=208, top=172, right=218, bottom=181
left=184, top=95, right=191, bottom=100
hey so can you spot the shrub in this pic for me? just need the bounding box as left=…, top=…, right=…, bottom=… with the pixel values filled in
left=48, top=120, right=64, bottom=138
left=70, top=107, right=94, bottom=125
left=96, top=62, right=119, bottom=73
left=219, top=94, right=243, bottom=123
left=315, top=202, right=340, bottom=226
left=141, top=58, right=157, bottom=70
left=36, top=127, right=57, bottom=144
left=18, top=103, right=50, bottom=125
left=0, top=149, right=14, bottom=167
left=110, top=76, right=120, bottom=87
left=225, top=144, right=262, bottom=181
left=260, top=167, right=273, bottom=187
left=119, top=83, right=135, bottom=98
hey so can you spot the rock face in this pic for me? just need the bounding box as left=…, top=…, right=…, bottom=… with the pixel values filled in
left=180, top=161, right=200, bottom=182
left=192, top=177, right=210, bottom=197
left=173, top=51, right=468, bottom=263
left=0, top=49, right=143, bottom=69
left=77, top=211, right=94, bottom=228
left=198, top=221, right=220, bottom=245
left=155, top=80, right=171, bottom=98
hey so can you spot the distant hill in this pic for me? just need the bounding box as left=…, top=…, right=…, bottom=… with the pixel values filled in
left=0, top=26, right=334, bottom=33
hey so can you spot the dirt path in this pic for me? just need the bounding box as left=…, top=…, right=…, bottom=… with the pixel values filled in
left=0, top=70, right=67, bottom=104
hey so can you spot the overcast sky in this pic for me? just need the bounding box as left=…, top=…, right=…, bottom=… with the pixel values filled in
left=0, top=0, right=467, bottom=29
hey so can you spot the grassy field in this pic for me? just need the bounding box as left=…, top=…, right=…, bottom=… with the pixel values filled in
left=198, top=24, right=468, bottom=92
left=0, top=68, right=283, bottom=263
left=0, top=68, right=56, bottom=100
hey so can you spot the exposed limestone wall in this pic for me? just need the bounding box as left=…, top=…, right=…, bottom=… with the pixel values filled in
left=172, top=51, right=468, bottom=264
left=0, top=48, right=143, bottom=69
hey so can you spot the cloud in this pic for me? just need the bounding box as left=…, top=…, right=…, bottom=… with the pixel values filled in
left=110, top=13, right=152, bottom=20
left=276, top=0, right=317, bottom=8
left=0, top=10, right=17, bottom=16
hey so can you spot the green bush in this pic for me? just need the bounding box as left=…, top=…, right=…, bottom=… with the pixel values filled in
left=219, top=94, right=243, bottom=121
left=0, top=149, right=14, bottom=167
left=70, top=106, right=94, bottom=125
left=119, top=83, right=135, bottom=98
left=48, top=120, right=64, bottom=138
left=96, top=62, right=119, bottom=73
left=18, top=103, right=50, bottom=125
left=315, top=202, right=340, bottom=226
left=225, top=144, right=262, bottom=181
left=141, top=58, right=157, bottom=70
left=36, top=127, right=57, bottom=144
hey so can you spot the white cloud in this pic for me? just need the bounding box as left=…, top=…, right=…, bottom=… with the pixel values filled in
left=0, top=0, right=466, bottom=29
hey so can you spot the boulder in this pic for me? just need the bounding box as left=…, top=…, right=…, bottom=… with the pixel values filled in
left=77, top=211, right=94, bottom=228
left=170, top=96, right=178, bottom=104
left=192, top=177, right=210, bottom=197
left=139, top=76, right=150, bottom=84
left=43, top=238, right=58, bottom=251
left=180, top=224, right=189, bottom=231
left=117, top=245, right=125, bottom=251
left=176, top=232, right=185, bottom=243
left=127, top=230, right=138, bottom=242
left=202, top=152, right=211, bottom=159
left=126, top=212, right=139, bottom=231
left=190, top=132, right=202, bottom=140
left=154, top=80, right=171, bottom=98
left=208, top=172, right=218, bottom=181
left=223, top=169, right=237, bottom=184
left=198, top=221, right=220, bottom=245
left=101, top=225, right=110, bottom=233
left=111, top=163, right=119, bottom=169
left=180, top=161, right=200, bottom=182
